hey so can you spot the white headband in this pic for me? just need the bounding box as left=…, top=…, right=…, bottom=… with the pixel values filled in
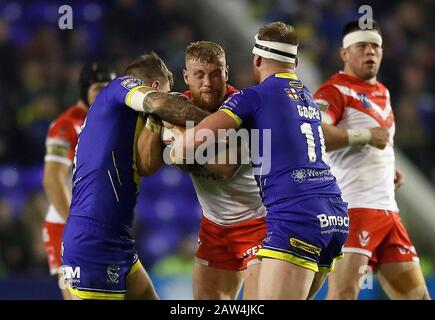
left=252, top=34, right=298, bottom=63
left=342, top=30, right=382, bottom=48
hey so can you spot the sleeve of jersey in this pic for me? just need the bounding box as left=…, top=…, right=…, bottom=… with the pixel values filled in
left=313, top=85, right=345, bottom=125
left=44, top=119, right=76, bottom=166
left=105, top=76, right=147, bottom=108
left=218, top=89, right=257, bottom=128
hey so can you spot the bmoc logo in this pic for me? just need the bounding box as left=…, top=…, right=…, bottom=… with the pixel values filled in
left=59, top=265, right=80, bottom=290
left=62, top=265, right=80, bottom=283
left=317, top=214, right=349, bottom=228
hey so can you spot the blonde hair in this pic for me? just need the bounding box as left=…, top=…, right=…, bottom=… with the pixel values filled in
left=185, top=41, right=226, bottom=64
left=257, top=21, right=299, bottom=46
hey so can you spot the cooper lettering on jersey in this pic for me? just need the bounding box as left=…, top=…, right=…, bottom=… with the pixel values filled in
left=297, top=105, right=320, bottom=120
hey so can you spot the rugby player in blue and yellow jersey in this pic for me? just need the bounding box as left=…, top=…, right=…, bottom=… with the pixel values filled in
left=172, top=22, right=349, bottom=299
left=61, top=52, right=209, bottom=300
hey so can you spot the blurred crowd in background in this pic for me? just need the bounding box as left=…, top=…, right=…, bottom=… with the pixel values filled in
left=0, top=0, right=434, bottom=293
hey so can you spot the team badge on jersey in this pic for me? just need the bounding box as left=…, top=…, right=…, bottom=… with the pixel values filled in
left=285, top=87, right=299, bottom=101
left=107, top=264, right=120, bottom=284
left=315, top=98, right=329, bottom=112
left=358, top=230, right=370, bottom=247
left=120, top=76, right=144, bottom=90
left=357, top=93, right=372, bottom=108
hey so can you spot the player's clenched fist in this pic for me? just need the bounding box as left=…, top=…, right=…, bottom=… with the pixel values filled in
left=369, top=127, right=389, bottom=149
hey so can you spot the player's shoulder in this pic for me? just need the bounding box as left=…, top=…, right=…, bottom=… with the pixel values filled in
left=112, top=75, right=145, bottom=90
left=375, top=80, right=389, bottom=95
left=49, top=108, right=74, bottom=129
left=47, top=106, right=83, bottom=137
left=64, top=104, right=87, bottom=122
left=317, top=73, right=347, bottom=89
left=223, top=87, right=258, bottom=104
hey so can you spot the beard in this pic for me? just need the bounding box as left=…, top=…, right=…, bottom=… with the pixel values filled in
left=190, top=88, right=226, bottom=112
left=356, top=61, right=381, bottom=81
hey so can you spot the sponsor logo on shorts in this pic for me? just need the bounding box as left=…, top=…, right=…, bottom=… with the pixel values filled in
left=242, top=245, right=262, bottom=259
left=263, top=232, right=272, bottom=243
left=107, top=264, right=120, bottom=284
left=317, top=214, right=349, bottom=228
left=317, top=214, right=349, bottom=235
left=398, top=245, right=416, bottom=255
left=62, top=265, right=80, bottom=284
left=358, top=230, right=370, bottom=247
left=289, top=237, right=321, bottom=256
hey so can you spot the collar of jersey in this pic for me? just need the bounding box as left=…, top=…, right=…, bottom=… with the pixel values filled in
left=274, top=72, right=298, bottom=79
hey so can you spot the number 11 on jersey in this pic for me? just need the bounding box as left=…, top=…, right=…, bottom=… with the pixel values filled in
left=300, top=122, right=327, bottom=163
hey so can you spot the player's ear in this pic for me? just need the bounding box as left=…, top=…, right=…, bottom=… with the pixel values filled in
left=255, top=55, right=262, bottom=67
left=151, top=80, right=160, bottom=90
left=340, top=48, right=348, bottom=64
left=295, top=57, right=298, bottom=68
left=183, top=69, right=189, bottom=85
left=224, top=65, right=229, bottom=81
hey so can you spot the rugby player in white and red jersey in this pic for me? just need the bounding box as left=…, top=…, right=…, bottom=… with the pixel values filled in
left=314, top=20, right=430, bottom=300
left=42, top=63, right=115, bottom=299
left=139, top=41, right=266, bottom=300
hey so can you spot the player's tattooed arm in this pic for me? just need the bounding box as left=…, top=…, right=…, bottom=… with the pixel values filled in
left=136, top=116, right=164, bottom=176
left=143, top=92, right=210, bottom=126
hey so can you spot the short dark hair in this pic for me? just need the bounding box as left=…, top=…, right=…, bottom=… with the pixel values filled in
left=257, top=21, right=299, bottom=46
left=124, top=51, right=174, bottom=87
left=342, top=19, right=381, bottom=38
left=79, top=62, right=116, bottom=106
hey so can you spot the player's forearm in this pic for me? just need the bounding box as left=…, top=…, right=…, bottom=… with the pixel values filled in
left=137, top=127, right=164, bottom=176
left=43, top=175, right=71, bottom=220
left=204, top=163, right=240, bottom=179
left=144, top=93, right=210, bottom=126
left=321, top=123, right=349, bottom=151
left=203, top=138, right=241, bottom=179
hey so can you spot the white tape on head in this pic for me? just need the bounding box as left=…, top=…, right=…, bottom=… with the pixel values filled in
left=252, top=34, right=298, bottom=63
left=342, top=30, right=382, bottom=48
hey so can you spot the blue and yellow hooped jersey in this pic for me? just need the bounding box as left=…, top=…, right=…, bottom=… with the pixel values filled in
left=219, top=73, right=342, bottom=209
left=70, top=76, right=147, bottom=233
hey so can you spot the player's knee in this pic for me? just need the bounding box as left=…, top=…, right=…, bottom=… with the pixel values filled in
left=257, top=287, right=276, bottom=300
left=327, top=283, right=360, bottom=300
left=195, top=283, right=237, bottom=300
left=195, top=290, right=231, bottom=300
left=402, top=285, right=431, bottom=300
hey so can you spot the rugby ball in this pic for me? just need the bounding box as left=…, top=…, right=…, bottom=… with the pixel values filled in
left=161, top=126, right=176, bottom=147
